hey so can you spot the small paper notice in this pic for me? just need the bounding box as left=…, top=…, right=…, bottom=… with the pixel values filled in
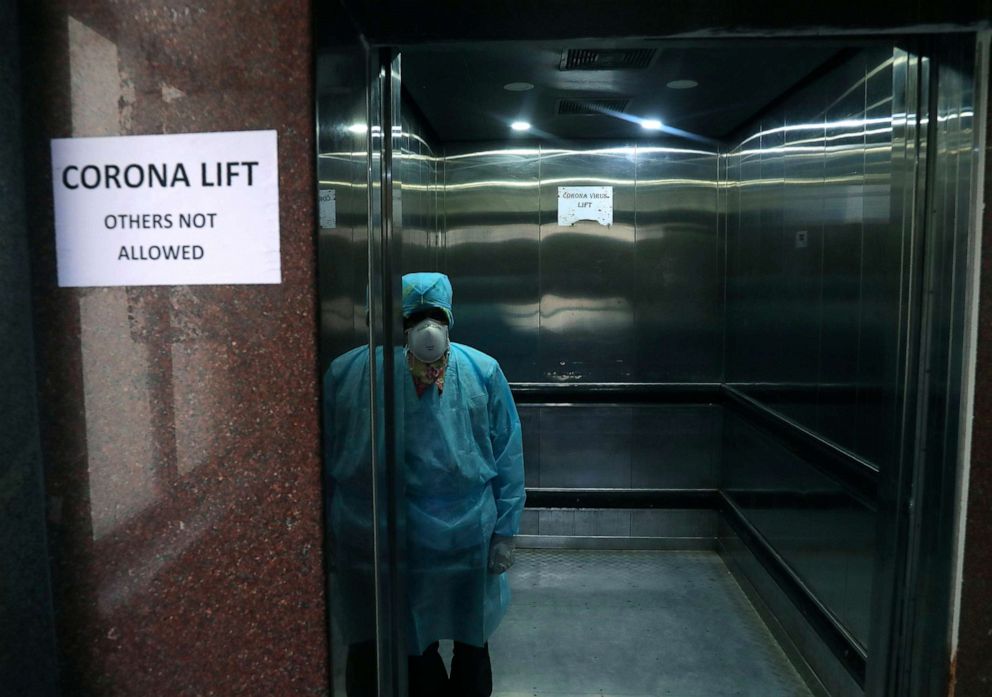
left=50, top=129, right=281, bottom=287
left=319, top=189, right=336, bottom=229
left=557, top=186, right=613, bottom=226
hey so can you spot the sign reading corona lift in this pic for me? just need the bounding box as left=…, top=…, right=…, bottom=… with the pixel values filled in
left=557, top=186, right=613, bottom=227
left=50, top=130, right=280, bottom=287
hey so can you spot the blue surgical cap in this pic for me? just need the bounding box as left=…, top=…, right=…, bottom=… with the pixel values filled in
left=402, top=272, right=454, bottom=327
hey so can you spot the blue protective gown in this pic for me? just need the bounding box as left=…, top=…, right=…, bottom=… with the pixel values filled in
left=325, top=272, right=526, bottom=655
left=403, top=342, right=525, bottom=653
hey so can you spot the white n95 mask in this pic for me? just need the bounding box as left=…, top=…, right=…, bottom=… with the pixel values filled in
left=406, top=318, right=449, bottom=363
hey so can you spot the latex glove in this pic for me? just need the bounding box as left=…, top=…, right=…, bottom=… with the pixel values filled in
left=488, top=535, right=516, bottom=575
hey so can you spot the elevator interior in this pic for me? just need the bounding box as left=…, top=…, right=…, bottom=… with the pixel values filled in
left=316, top=34, right=983, bottom=697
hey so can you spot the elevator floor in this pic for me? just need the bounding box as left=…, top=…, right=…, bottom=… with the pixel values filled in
left=475, top=548, right=813, bottom=697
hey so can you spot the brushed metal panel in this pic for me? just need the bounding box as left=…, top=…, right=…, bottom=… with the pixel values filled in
left=630, top=405, right=721, bottom=488
left=539, top=404, right=633, bottom=433
left=519, top=509, right=540, bottom=535
left=397, top=112, right=440, bottom=275
left=573, top=509, right=632, bottom=536
left=538, top=509, right=575, bottom=536
left=316, top=81, right=372, bottom=366
left=818, top=53, right=868, bottom=450
left=538, top=405, right=632, bottom=488
left=442, top=143, right=540, bottom=381
left=723, top=148, right=744, bottom=382
left=752, top=113, right=787, bottom=385
left=539, top=145, right=637, bottom=382
left=775, top=84, right=826, bottom=429
left=722, top=410, right=875, bottom=647
left=629, top=509, right=719, bottom=537
left=730, top=133, right=764, bottom=384
left=855, top=49, right=898, bottom=469
left=518, top=405, right=541, bottom=488
left=634, top=146, right=721, bottom=381
left=439, top=140, right=721, bottom=384
left=516, top=535, right=718, bottom=551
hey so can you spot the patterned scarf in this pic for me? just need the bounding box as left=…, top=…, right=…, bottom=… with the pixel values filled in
left=407, top=350, right=448, bottom=398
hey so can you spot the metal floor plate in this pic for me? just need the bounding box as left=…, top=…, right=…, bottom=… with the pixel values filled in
left=461, top=548, right=814, bottom=697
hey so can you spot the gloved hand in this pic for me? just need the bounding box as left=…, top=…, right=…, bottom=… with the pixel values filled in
left=488, top=535, right=516, bottom=575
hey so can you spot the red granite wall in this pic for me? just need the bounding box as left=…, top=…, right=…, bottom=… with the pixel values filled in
left=20, top=2, right=328, bottom=695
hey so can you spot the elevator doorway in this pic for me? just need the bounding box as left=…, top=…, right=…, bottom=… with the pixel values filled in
left=316, top=31, right=985, bottom=697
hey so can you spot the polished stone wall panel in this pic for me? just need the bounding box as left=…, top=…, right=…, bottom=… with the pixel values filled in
left=21, top=2, right=326, bottom=695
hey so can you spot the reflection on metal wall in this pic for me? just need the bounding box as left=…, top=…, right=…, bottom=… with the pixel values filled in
left=898, top=40, right=980, bottom=696
left=397, top=105, right=443, bottom=276
left=443, top=144, right=541, bottom=378
left=315, top=45, right=373, bottom=696
left=441, top=142, right=721, bottom=383
left=519, top=404, right=721, bottom=489
left=724, top=48, right=897, bottom=469
left=318, top=90, right=442, bottom=369
left=722, top=46, right=902, bottom=664
left=723, top=411, right=875, bottom=648
left=317, top=56, right=372, bottom=367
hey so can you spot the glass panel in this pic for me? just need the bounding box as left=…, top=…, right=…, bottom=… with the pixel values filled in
left=317, top=39, right=389, bottom=694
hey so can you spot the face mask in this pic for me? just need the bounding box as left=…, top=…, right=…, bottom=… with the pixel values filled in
left=406, top=318, right=449, bottom=363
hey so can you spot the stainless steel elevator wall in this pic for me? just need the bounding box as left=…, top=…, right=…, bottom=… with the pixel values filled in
left=722, top=411, right=875, bottom=648
left=724, top=47, right=897, bottom=468
left=439, top=142, right=723, bottom=529
left=397, top=105, right=443, bottom=277
left=318, top=88, right=443, bottom=366
left=316, top=55, right=374, bottom=368
left=519, top=404, right=722, bottom=489
left=721, top=46, right=902, bottom=653
left=441, top=142, right=721, bottom=383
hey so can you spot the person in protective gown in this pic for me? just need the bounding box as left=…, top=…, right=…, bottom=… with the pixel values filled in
left=324, top=272, right=526, bottom=697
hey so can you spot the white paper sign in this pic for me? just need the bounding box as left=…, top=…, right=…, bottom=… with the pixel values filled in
left=557, top=186, right=613, bottom=226
left=50, top=130, right=280, bottom=287
left=319, top=189, right=336, bottom=229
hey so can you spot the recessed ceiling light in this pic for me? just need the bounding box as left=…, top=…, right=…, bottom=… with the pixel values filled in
left=347, top=123, right=366, bottom=133
left=511, top=121, right=532, bottom=132
left=504, top=82, right=534, bottom=91
left=641, top=119, right=663, bottom=130
left=667, top=79, right=698, bottom=89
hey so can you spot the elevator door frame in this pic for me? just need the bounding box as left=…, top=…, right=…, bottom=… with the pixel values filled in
left=356, top=34, right=986, bottom=697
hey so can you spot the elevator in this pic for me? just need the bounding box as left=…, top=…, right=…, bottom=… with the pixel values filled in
left=316, top=17, right=987, bottom=697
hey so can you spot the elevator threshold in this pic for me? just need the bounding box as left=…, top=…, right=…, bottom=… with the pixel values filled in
left=450, top=549, right=813, bottom=697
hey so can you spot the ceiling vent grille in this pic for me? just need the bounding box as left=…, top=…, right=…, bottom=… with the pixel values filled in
left=556, top=98, right=630, bottom=116
left=560, top=48, right=656, bottom=71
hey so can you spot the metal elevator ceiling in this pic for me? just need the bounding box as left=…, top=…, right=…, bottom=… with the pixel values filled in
left=402, top=42, right=844, bottom=143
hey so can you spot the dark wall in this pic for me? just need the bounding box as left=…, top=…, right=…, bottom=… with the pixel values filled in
left=340, top=0, right=991, bottom=43
left=0, top=0, right=60, bottom=694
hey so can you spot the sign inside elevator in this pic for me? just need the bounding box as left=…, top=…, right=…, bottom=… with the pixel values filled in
left=50, top=130, right=281, bottom=287
left=557, top=186, right=613, bottom=227
left=319, top=189, right=336, bottom=229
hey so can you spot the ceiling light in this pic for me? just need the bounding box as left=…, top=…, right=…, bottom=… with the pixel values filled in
left=667, top=79, right=698, bottom=89
left=504, top=82, right=534, bottom=91
left=511, top=121, right=531, bottom=132
left=641, top=119, right=663, bottom=130
left=347, top=123, right=366, bottom=133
